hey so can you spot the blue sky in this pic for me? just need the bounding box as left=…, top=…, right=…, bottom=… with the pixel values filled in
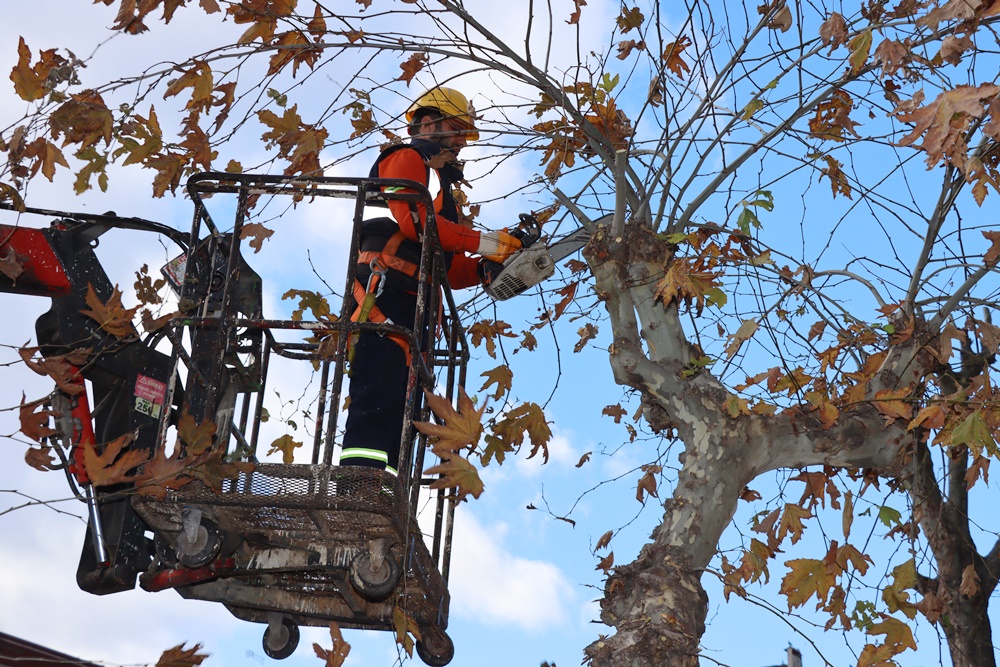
left=0, top=3, right=996, bottom=667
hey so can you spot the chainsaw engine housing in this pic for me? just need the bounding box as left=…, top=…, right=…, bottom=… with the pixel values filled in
left=483, top=244, right=555, bottom=300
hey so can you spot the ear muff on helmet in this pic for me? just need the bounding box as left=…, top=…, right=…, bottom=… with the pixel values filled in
left=405, top=87, right=479, bottom=141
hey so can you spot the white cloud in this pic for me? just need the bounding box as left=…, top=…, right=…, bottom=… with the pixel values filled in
left=449, top=509, right=574, bottom=630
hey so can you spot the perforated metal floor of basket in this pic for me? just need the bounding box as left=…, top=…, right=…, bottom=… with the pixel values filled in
left=133, top=463, right=449, bottom=631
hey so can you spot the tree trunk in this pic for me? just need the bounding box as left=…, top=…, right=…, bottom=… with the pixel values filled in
left=582, top=226, right=915, bottom=666
left=909, top=440, right=998, bottom=667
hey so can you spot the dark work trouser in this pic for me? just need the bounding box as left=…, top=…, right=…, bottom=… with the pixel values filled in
left=340, top=284, right=418, bottom=474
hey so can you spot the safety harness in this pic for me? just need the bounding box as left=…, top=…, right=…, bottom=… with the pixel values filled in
left=348, top=140, right=459, bottom=367
left=350, top=230, right=417, bottom=366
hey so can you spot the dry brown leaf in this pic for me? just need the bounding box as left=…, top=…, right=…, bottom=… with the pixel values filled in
left=19, top=346, right=85, bottom=395
left=896, top=84, right=1000, bottom=170
left=819, top=12, right=848, bottom=52
left=960, top=563, right=981, bottom=597
left=177, top=411, right=217, bottom=456
left=240, top=222, right=274, bottom=253
left=19, top=394, right=58, bottom=442
left=596, top=551, right=614, bottom=573
left=595, top=530, right=613, bottom=551
left=135, top=443, right=194, bottom=500
left=635, top=464, right=661, bottom=503
left=965, top=455, right=990, bottom=490
left=396, top=52, right=428, bottom=86
left=25, top=445, right=57, bottom=471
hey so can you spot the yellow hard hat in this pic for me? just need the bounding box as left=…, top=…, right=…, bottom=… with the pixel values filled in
left=405, top=87, right=479, bottom=141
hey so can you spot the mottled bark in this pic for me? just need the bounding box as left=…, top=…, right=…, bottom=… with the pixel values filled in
left=582, top=226, right=921, bottom=666
left=909, top=440, right=998, bottom=667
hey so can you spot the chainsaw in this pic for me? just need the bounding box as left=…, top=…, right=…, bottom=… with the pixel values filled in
left=481, top=213, right=611, bottom=301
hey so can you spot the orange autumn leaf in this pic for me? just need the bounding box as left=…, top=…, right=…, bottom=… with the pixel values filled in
left=83, top=434, right=150, bottom=487
left=314, top=622, right=351, bottom=667
left=873, top=388, right=913, bottom=422
left=396, top=52, right=428, bottom=86
left=135, top=442, right=194, bottom=500
left=662, top=36, right=692, bottom=79
left=80, top=283, right=138, bottom=338
left=155, top=643, right=209, bottom=667
left=413, top=387, right=486, bottom=451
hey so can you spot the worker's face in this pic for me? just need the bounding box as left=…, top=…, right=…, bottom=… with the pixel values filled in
left=415, top=115, right=471, bottom=156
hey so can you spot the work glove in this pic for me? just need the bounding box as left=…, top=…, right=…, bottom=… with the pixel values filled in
left=477, top=230, right=522, bottom=263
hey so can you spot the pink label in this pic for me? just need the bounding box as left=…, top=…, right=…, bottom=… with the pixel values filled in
left=135, top=374, right=166, bottom=405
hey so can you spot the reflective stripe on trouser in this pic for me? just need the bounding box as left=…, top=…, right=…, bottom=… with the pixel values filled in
left=338, top=447, right=398, bottom=476
left=341, top=285, right=417, bottom=474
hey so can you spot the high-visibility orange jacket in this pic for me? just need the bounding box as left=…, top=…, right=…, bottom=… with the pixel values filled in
left=374, top=142, right=481, bottom=289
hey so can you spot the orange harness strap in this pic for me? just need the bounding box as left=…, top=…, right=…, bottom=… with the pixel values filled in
left=357, top=231, right=419, bottom=278
left=349, top=232, right=415, bottom=366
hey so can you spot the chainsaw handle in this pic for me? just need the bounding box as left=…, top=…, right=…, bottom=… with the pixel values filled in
left=510, top=213, right=542, bottom=248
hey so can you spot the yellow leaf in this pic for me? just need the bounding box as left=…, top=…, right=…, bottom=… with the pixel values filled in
left=849, top=29, right=872, bottom=74
left=164, top=61, right=214, bottom=113
left=777, top=503, right=812, bottom=544
left=425, top=452, right=484, bottom=499
left=391, top=607, right=420, bottom=659
left=268, top=434, right=303, bottom=464
left=725, top=318, right=758, bottom=359
left=177, top=411, right=217, bottom=456
left=780, top=558, right=833, bottom=609
left=867, top=615, right=917, bottom=652
left=9, top=37, right=48, bottom=102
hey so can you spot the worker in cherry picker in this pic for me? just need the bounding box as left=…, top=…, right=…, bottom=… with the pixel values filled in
left=340, top=86, right=522, bottom=472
